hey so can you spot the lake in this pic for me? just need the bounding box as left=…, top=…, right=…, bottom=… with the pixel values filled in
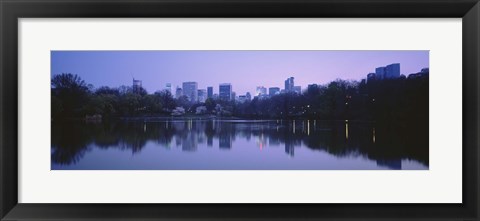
left=51, top=119, right=428, bottom=170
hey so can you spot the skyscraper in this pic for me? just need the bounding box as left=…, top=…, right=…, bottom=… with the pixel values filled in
left=269, top=87, right=280, bottom=96
left=182, top=82, right=198, bottom=102
left=256, top=86, right=267, bottom=96
left=375, top=67, right=386, bottom=79
left=385, top=63, right=400, bottom=79
left=367, top=73, right=376, bottom=83
left=165, top=83, right=172, bottom=94
left=285, top=77, right=294, bottom=92
left=219, top=83, right=232, bottom=101
left=246, top=92, right=251, bottom=101
left=175, top=86, right=183, bottom=99
left=198, top=89, right=207, bottom=103
left=207, top=86, right=213, bottom=99
left=293, top=86, right=302, bottom=94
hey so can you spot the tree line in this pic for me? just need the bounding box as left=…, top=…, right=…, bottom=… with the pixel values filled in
left=51, top=73, right=428, bottom=123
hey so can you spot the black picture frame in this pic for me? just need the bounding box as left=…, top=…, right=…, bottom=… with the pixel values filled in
left=1, top=0, right=479, bottom=220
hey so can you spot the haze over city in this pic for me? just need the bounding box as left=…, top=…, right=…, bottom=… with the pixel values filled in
left=51, top=50, right=429, bottom=96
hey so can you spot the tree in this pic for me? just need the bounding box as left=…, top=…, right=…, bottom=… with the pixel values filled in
left=51, top=73, right=90, bottom=117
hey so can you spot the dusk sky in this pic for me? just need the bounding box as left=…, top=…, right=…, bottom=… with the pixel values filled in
left=51, top=51, right=429, bottom=95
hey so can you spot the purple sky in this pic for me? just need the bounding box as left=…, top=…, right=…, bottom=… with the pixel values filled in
left=51, top=51, right=429, bottom=95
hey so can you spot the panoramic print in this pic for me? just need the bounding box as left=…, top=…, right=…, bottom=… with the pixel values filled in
left=51, top=50, right=429, bottom=170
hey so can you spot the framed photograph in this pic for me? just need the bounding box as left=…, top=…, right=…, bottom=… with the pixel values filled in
left=1, top=0, right=479, bottom=220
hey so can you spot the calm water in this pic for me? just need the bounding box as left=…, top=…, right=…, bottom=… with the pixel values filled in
left=51, top=119, right=428, bottom=170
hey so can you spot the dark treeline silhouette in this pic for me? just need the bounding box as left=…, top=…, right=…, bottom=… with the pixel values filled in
left=51, top=73, right=428, bottom=124
left=51, top=120, right=428, bottom=168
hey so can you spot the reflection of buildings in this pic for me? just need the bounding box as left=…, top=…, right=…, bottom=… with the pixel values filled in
left=219, top=133, right=232, bottom=149
left=181, top=133, right=198, bottom=151
left=207, top=136, right=213, bottom=147
left=285, top=141, right=295, bottom=157
left=269, top=136, right=281, bottom=146
left=257, top=134, right=267, bottom=150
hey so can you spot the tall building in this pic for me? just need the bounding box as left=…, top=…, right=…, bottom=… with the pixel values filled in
left=133, top=78, right=142, bottom=94
left=367, top=73, right=376, bottom=83
left=238, top=95, right=247, bottom=103
left=175, top=86, right=183, bottom=99
left=231, top=92, right=236, bottom=101
left=198, top=89, right=207, bottom=103
left=246, top=92, right=252, bottom=101
left=293, top=86, right=302, bottom=94
left=182, top=82, right=198, bottom=102
left=285, top=77, right=294, bottom=92
left=256, top=86, right=267, bottom=96
left=219, top=83, right=232, bottom=101
left=375, top=67, right=386, bottom=79
left=385, top=63, right=400, bottom=79
left=207, top=86, right=213, bottom=99
left=375, top=63, right=401, bottom=79
left=269, top=87, right=280, bottom=96
left=165, top=83, right=172, bottom=94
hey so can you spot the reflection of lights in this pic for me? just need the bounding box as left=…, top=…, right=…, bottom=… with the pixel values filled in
left=257, top=134, right=266, bottom=150
left=307, top=120, right=310, bottom=135
left=345, top=123, right=349, bottom=140
left=373, top=128, right=376, bottom=143
left=144, top=123, right=146, bottom=132
left=293, top=120, right=296, bottom=134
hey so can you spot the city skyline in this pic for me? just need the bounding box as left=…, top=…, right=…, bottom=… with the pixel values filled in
left=51, top=50, right=429, bottom=96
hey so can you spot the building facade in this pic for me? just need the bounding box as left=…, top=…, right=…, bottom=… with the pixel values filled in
left=198, top=89, right=207, bottom=103
left=285, top=77, right=294, bottom=92
left=182, top=82, right=198, bottom=102
left=207, top=86, right=213, bottom=99
left=269, top=87, right=280, bottom=96
left=293, top=86, right=302, bottom=94
left=256, top=86, right=267, bottom=96
left=219, top=83, right=232, bottom=101
left=385, top=63, right=400, bottom=79
left=175, top=86, right=183, bottom=99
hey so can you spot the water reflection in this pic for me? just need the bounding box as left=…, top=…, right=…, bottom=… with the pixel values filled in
left=51, top=119, right=428, bottom=170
